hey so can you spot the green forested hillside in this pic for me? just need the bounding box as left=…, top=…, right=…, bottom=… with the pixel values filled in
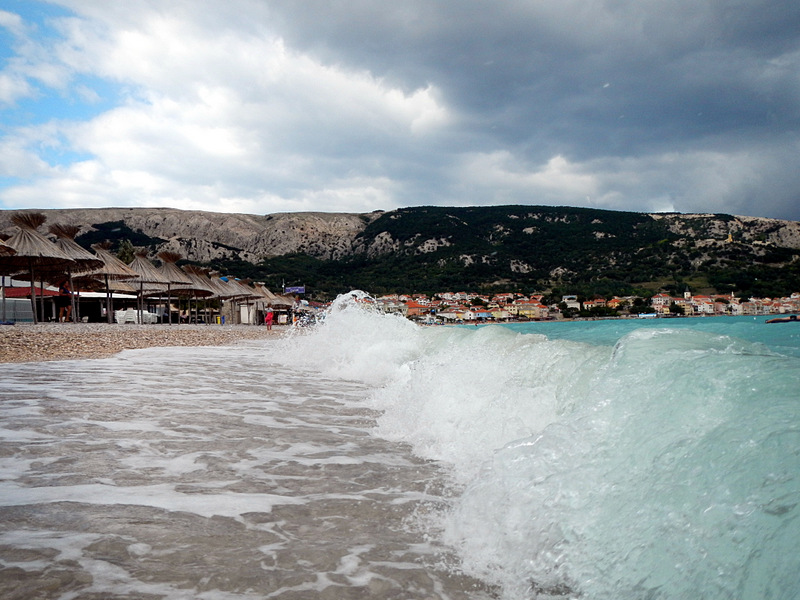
left=204, top=206, right=800, bottom=300
left=10, top=204, right=790, bottom=300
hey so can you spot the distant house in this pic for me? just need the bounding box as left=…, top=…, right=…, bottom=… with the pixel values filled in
left=673, top=298, right=693, bottom=315
left=469, top=306, right=492, bottom=320
left=438, top=305, right=468, bottom=322
left=650, top=293, right=672, bottom=309
left=562, top=295, right=581, bottom=310
left=691, top=295, right=715, bottom=315
left=405, top=300, right=429, bottom=317
left=378, top=298, right=407, bottom=315
left=492, top=293, right=516, bottom=304
left=607, top=297, right=627, bottom=310
left=582, top=299, right=600, bottom=311
left=514, top=299, right=549, bottom=320
left=490, top=308, right=512, bottom=320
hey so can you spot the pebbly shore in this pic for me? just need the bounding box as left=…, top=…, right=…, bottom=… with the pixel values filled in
left=0, top=323, right=283, bottom=364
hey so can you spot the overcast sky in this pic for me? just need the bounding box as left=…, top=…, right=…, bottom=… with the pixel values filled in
left=1, top=0, right=799, bottom=220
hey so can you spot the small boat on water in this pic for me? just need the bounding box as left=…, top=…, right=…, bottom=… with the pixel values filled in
left=766, top=314, right=799, bottom=323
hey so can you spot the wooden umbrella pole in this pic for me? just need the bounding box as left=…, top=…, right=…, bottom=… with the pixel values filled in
left=28, top=259, right=37, bottom=324
left=105, top=274, right=112, bottom=323
left=39, top=277, right=46, bottom=322
left=69, top=273, right=77, bottom=323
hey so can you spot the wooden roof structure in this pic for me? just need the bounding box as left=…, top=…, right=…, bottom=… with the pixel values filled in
left=88, top=243, right=139, bottom=323
left=1, top=213, right=75, bottom=323
left=0, top=238, right=15, bottom=257
left=48, top=224, right=103, bottom=276
left=156, top=252, right=193, bottom=285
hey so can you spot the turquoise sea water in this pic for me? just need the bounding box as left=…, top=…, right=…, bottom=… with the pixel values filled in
left=279, top=300, right=800, bottom=599
left=507, top=315, right=800, bottom=357
left=2, top=307, right=797, bottom=599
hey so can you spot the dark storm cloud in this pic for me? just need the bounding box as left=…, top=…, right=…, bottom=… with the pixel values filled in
left=2, top=1, right=799, bottom=219
left=263, top=1, right=799, bottom=178
left=268, top=1, right=800, bottom=148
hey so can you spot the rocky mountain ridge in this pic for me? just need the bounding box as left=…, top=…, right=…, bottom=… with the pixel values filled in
left=1, top=206, right=798, bottom=264
left=1, top=205, right=799, bottom=297
left=0, top=207, right=380, bottom=262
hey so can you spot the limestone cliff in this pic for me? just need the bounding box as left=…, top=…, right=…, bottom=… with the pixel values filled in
left=1, top=207, right=798, bottom=289
left=0, top=208, right=380, bottom=263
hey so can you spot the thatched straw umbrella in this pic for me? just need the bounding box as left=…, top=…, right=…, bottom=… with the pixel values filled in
left=108, top=279, right=140, bottom=295
left=255, top=284, right=294, bottom=325
left=212, top=271, right=265, bottom=324
left=0, top=238, right=16, bottom=257
left=206, top=271, right=238, bottom=300
left=205, top=271, right=260, bottom=324
left=256, top=284, right=293, bottom=313
left=226, top=277, right=261, bottom=324
left=88, top=243, right=140, bottom=323
left=48, top=224, right=104, bottom=322
left=156, top=251, right=193, bottom=324
left=128, top=249, right=170, bottom=323
left=0, top=238, right=16, bottom=323
left=198, top=267, right=233, bottom=324
left=1, top=213, right=74, bottom=323
left=197, top=271, right=236, bottom=324
left=179, top=265, right=216, bottom=324
left=258, top=285, right=293, bottom=308
left=206, top=271, right=244, bottom=324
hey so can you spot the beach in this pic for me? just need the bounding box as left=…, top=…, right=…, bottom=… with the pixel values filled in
left=0, top=329, right=490, bottom=599
left=0, top=322, right=282, bottom=363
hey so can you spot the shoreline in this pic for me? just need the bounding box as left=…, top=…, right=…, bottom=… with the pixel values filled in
left=0, top=323, right=283, bottom=364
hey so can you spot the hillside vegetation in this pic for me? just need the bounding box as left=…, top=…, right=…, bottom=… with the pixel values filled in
left=1, top=205, right=798, bottom=299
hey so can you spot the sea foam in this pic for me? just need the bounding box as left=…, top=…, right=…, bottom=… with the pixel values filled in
left=279, top=297, right=800, bottom=600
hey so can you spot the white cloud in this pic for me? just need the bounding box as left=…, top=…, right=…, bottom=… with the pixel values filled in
left=0, top=10, right=36, bottom=104
left=451, top=145, right=800, bottom=219
left=0, top=72, right=33, bottom=105
left=1, top=1, right=799, bottom=220
left=291, top=176, right=400, bottom=213
left=0, top=3, right=452, bottom=214
left=455, top=151, right=600, bottom=204
left=0, top=122, right=61, bottom=177
left=0, top=9, right=24, bottom=33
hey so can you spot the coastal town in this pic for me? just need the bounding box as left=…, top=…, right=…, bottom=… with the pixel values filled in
left=370, top=289, right=800, bottom=323
left=3, top=275, right=799, bottom=327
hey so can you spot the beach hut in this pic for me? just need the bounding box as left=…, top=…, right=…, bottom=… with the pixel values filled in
left=259, top=285, right=296, bottom=322
left=128, top=250, right=171, bottom=323
left=252, top=284, right=293, bottom=324
left=88, top=243, right=140, bottom=323
left=48, top=224, right=104, bottom=322
left=225, top=277, right=262, bottom=324
left=204, top=271, right=242, bottom=324
left=156, top=252, right=193, bottom=324
left=211, top=274, right=254, bottom=324
left=1, top=213, right=75, bottom=323
left=177, top=265, right=216, bottom=324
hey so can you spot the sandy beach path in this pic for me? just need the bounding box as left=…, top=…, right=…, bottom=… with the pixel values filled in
left=0, top=323, right=282, bottom=363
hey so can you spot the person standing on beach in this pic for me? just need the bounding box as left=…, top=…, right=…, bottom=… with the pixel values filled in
left=265, top=309, right=274, bottom=330
left=58, top=280, right=72, bottom=322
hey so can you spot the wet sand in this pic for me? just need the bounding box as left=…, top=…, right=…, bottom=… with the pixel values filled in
left=0, top=340, right=493, bottom=599
left=0, top=322, right=283, bottom=363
